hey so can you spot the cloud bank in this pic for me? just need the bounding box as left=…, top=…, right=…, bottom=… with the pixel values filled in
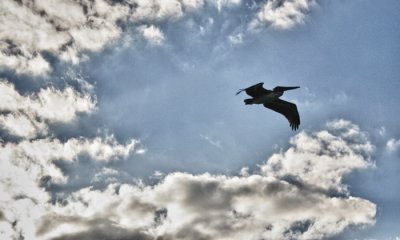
left=0, top=77, right=141, bottom=239
left=1, top=0, right=317, bottom=75
left=1, top=118, right=376, bottom=240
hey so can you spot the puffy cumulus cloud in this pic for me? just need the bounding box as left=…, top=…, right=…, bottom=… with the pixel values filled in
left=0, top=78, right=141, bottom=239
left=1, top=135, right=138, bottom=183
left=28, top=119, right=376, bottom=240
left=0, top=134, right=140, bottom=239
left=129, top=0, right=183, bottom=21
left=0, top=0, right=125, bottom=75
left=0, top=0, right=206, bottom=75
left=262, top=119, right=374, bottom=194
left=182, top=0, right=205, bottom=11
left=0, top=80, right=95, bottom=138
left=0, top=112, right=48, bottom=139
left=0, top=0, right=320, bottom=76
left=138, top=25, right=165, bottom=45
left=386, top=138, right=400, bottom=152
left=250, top=0, right=316, bottom=30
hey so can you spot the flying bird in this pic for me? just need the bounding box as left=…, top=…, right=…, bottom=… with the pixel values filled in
left=236, top=82, right=300, bottom=130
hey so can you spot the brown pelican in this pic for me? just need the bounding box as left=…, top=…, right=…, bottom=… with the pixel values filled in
left=236, top=82, right=300, bottom=130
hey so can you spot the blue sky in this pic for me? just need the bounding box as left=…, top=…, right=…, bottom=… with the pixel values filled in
left=1, top=0, right=399, bottom=239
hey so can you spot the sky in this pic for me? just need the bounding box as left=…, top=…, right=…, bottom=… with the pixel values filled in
left=0, top=0, right=399, bottom=239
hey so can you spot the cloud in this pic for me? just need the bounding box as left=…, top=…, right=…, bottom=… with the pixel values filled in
left=228, top=33, right=243, bottom=45
left=200, top=134, right=223, bottom=149
left=0, top=0, right=319, bottom=76
left=0, top=112, right=48, bottom=139
left=213, top=0, right=241, bottom=11
left=138, top=25, right=165, bottom=45
left=0, top=2, right=370, bottom=239
left=0, top=134, right=140, bottom=239
left=18, top=119, right=375, bottom=240
left=386, top=138, right=400, bottom=152
left=250, top=0, right=316, bottom=30
left=263, top=119, right=374, bottom=194
left=0, top=0, right=124, bottom=75
left=0, top=80, right=141, bottom=239
left=91, top=167, right=121, bottom=185
left=0, top=80, right=95, bottom=138
left=182, top=0, right=205, bottom=11
left=2, top=135, right=138, bottom=179
left=0, top=0, right=206, bottom=75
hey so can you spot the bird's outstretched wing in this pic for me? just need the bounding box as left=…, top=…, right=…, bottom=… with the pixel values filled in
left=263, top=99, right=300, bottom=130
left=273, top=86, right=300, bottom=92
left=236, top=82, right=270, bottom=97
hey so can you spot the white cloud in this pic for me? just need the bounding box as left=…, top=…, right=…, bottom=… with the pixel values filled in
left=91, top=167, right=121, bottom=184
left=30, top=87, right=95, bottom=122
left=250, top=0, right=316, bottom=30
left=214, top=0, right=242, bottom=11
left=1, top=135, right=139, bottom=185
left=0, top=112, right=48, bottom=139
left=139, top=25, right=165, bottom=45
left=200, top=134, right=223, bottom=149
left=0, top=80, right=95, bottom=138
left=262, top=120, right=374, bottom=194
left=0, top=0, right=205, bottom=75
left=0, top=0, right=125, bottom=75
left=228, top=33, right=243, bottom=45
left=1, top=0, right=318, bottom=75
left=386, top=138, right=400, bottom=152
left=27, top=119, right=375, bottom=240
left=182, top=0, right=205, bottom=11
left=0, top=134, right=140, bottom=239
left=377, top=126, right=386, bottom=137
left=129, top=0, right=185, bottom=21
left=0, top=79, right=138, bottom=238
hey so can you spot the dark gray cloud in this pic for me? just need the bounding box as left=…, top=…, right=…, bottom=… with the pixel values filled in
left=47, top=220, right=154, bottom=240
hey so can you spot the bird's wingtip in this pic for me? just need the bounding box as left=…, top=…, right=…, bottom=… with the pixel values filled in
left=290, top=123, right=299, bottom=131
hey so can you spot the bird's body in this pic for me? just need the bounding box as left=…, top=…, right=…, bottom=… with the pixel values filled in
left=250, top=91, right=281, bottom=104
left=236, top=82, right=300, bottom=130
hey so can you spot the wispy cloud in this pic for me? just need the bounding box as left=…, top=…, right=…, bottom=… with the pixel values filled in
left=200, top=134, right=223, bottom=149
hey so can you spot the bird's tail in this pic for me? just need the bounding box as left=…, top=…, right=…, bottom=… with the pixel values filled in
left=244, top=99, right=253, bottom=105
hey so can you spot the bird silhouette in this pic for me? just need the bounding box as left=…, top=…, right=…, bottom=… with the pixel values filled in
left=236, top=82, right=300, bottom=130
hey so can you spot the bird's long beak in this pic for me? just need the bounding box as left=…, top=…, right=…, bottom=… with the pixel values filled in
left=281, top=86, right=300, bottom=91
